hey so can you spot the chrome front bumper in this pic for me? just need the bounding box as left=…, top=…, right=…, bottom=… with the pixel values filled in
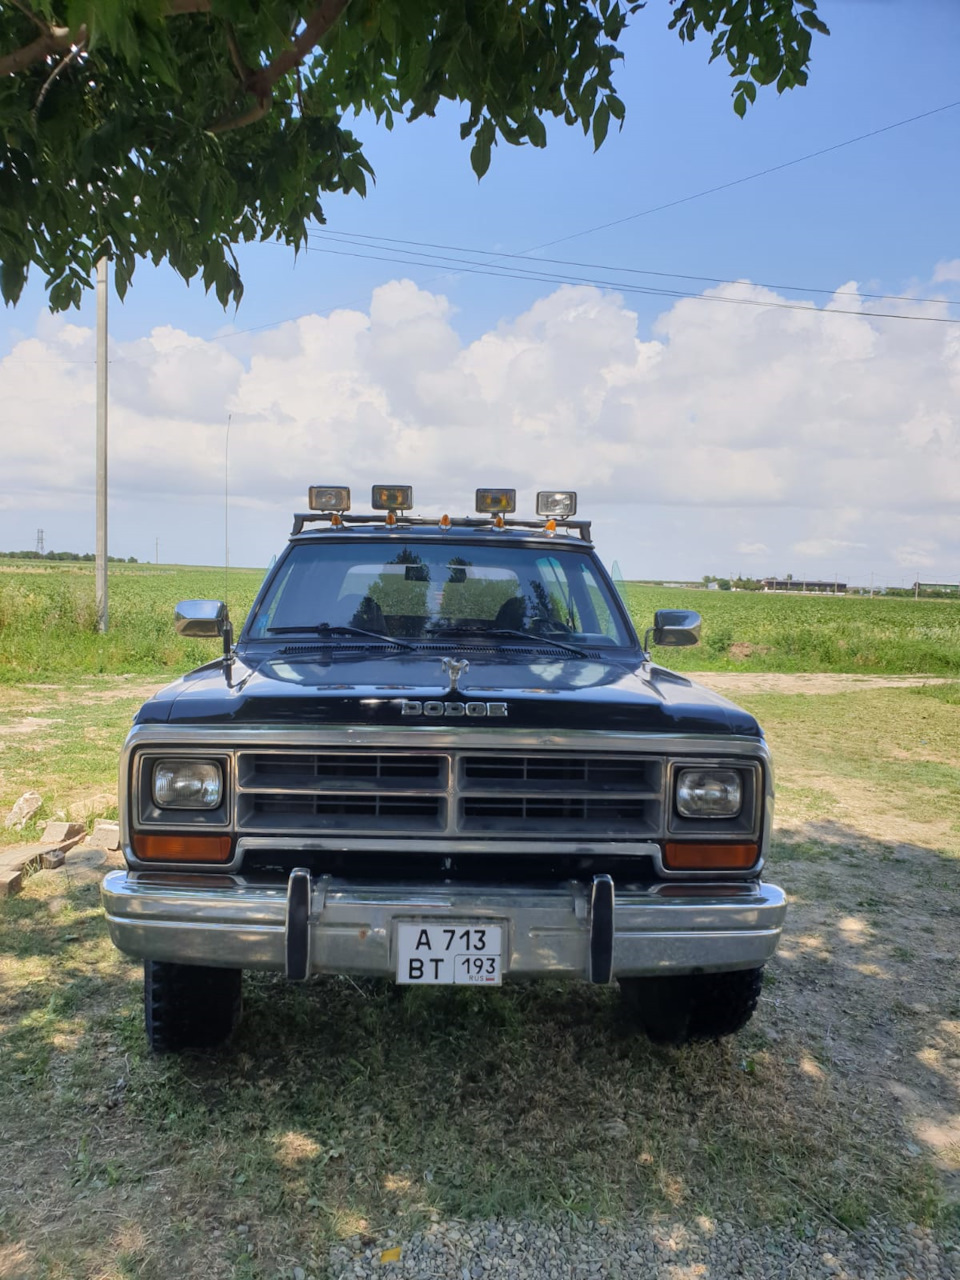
left=101, top=870, right=786, bottom=981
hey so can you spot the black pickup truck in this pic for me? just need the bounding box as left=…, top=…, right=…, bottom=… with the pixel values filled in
left=101, top=487, right=784, bottom=1052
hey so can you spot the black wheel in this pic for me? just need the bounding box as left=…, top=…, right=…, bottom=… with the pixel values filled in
left=144, top=960, right=242, bottom=1054
left=619, top=967, right=764, bottom=1046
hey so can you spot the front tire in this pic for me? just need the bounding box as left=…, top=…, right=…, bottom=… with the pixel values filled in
left=144, top=961, right=242, bottom=1054
left=619, top=967, right=764, bottom=1046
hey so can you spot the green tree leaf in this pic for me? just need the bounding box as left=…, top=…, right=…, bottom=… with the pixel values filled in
left=0, top=0, right=826, bottom=311
left=592, top=101, right=610, bottom=150
left=470, top=118, right=495, bottom=179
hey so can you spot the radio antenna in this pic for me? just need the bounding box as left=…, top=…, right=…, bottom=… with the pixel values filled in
left=224, top=412, right=231, bottom=606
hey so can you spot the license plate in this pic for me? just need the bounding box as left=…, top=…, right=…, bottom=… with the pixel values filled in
left=396, top=922, right=503, bottom=986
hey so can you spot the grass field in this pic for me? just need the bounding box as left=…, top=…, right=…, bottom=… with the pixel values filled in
left=0, top=676, right=958, bottom=1278
left=622, top=584, right=960, bottom=676
left=0, top=562, right=265, bottom=684
left=1, top=559, right=959, bottom=1274
left=1, top=561, right=959, bottom=683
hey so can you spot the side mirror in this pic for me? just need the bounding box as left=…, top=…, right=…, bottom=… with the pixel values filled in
left=648, top=608, right=701, bottom=649
left=175, top=599, right=229, bottom=638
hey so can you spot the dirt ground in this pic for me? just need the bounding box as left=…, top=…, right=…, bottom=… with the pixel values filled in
left=690, top=672, right=956, bottom=696
left=0, top=674, right=958, bottom=1279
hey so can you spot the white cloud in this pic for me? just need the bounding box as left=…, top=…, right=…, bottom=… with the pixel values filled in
left=792, top=538, right=868, bottom=558
left=2, top=273, right=960, bottom=582
left=933, top=260, right=960, bottom=284
left=893, top=542, right=937, bottom=570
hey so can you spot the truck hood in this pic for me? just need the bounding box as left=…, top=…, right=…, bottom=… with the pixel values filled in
left=136, top=648, right=761, bottom=737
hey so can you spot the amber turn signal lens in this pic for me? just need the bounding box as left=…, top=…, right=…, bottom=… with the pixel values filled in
left=663, top=842, right=759, bottom=871
left=133, top=834, right=233, bottom=863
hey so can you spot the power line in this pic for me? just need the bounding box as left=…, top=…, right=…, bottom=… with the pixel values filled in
left=237, top=98, right=960, bottom=343
left=298, top=238, right=960, bottom=325
left=308, top=227, right=959, bottom=308
left=5, top=100, right=957, bottom=370
left=522, top=99, right=960, bottom=252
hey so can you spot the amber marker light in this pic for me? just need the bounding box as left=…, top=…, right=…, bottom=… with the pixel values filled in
left=133, top=834, right=233, bottom=863
left=663, top=842, right=759, bottom=871
left=439, top=514, right=451, bottom=529
left=385, top=510, right=397, bottom=526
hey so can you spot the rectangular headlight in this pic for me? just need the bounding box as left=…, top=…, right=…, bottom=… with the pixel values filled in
left=536, top=490, right=577, bottom=518
left=476, top=488, right=516, bottom=514
left=372, top=485, right=413, bottom=510
left=308, top=486, right=351, bottom=512
left=675, top=768, right=742, bottom=818
left=153, top=759, right=223, bottom=809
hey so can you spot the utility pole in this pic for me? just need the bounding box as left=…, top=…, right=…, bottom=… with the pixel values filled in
left=224, top=412, right=231, bottom=607
left=95, top=256, right=108, bottom=632
left=155, top=537, right=159, bottom=566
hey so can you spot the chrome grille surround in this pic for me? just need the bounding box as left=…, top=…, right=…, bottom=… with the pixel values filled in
left=122, top=725, right=772, bottom=879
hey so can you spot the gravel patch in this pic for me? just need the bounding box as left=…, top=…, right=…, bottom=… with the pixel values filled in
left=328, top=1217, right=959, bottom=1280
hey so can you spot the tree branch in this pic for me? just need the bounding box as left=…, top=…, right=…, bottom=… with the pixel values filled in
left=207, top=92, right=273, bottom=135
left=0, top=25, right=76, bottom=77
left=0, top=0, right=209, bottom=78
left=8, top=0, right=50, bottom=35
left=246, top=0, right=351, bottom=99
left=33, top=34, right=86, bottom=118
left=223, top=21, right=254, bottom=82
left=208, top=0, right=349, bottom=134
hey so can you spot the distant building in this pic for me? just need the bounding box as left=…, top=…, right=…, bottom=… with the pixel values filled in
left=761, top=578, right=846, bottom=594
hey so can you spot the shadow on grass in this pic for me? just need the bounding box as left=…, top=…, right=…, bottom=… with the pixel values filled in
left=0, top=836, right=958, bottom=1277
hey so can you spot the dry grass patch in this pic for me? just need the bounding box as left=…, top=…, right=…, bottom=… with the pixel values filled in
left=0, top=677, right=959, bottom=1276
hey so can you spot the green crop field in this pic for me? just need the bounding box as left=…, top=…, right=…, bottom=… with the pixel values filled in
left=2, top=561, right=960, bottom=1276
left=0, top=561, right=265, bottom=684
left=0, top=562, right=958, bottom=682
left=623, top=584, right=960, bottom=675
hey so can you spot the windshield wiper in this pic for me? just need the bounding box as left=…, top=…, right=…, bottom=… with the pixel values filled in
left=427, top=625, right=591, bottom=658
left=265, top=624, right=414, bottom=650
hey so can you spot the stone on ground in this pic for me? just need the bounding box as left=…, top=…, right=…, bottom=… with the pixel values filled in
left=91, top=820, right=121, bottom=851
left=4, top=791, right=43, bottom=830
left=40, top=820, right=85, bottom=847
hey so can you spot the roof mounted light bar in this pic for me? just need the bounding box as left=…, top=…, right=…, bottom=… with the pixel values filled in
left=290, top=512, right=593, bottom=541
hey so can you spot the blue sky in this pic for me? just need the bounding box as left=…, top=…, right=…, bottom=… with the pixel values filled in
left=2, top=0, right=960, bottom=584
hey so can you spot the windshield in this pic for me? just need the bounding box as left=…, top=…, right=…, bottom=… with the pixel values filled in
left=246, top=540, right=635, bottom=648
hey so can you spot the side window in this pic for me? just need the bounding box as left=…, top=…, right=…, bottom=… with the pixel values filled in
left=577, top=564, right=619, bottom=640
left=534, top=557, right=580, bottom=630
left=248, top=559, right=302, bottom=636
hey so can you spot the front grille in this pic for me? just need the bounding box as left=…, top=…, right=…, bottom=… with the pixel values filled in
left=236, top=748, right=663, bottom=841
left=461, top=755, right=650, bottom=790
left=461, top=796, right=651, bottom=834
left=241, top=752, right=445, bottom=789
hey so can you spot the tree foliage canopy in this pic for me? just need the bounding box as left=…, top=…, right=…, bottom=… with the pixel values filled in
left=0, top=0, right=827, bottom=310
